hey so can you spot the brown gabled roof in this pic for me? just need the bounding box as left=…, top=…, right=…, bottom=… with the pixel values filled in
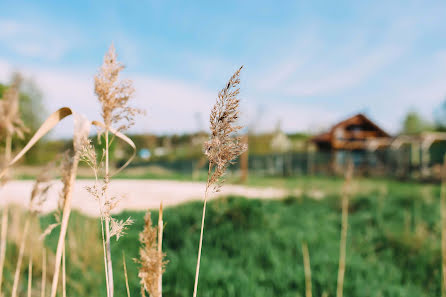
left=311, top=131, right=331, bottom=143
left=311, top=113, right=390, bottom=144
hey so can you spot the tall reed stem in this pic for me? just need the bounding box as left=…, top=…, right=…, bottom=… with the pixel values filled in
left=101, top=218, right=110, bottom=297
left=12, top=217, right=31, bottom=297
left=41, top=248, right=46, bottom=297
left=158, top=202, right=164, bottom=297
left=104, top=129, right=114, bottom=297
left=336, top=162, right=352, bottom=297
left=62, top=243, right=66, bottom=297
left=0, top=205, right=8, bottom=294
left=50, top=154, right=80, bottom=297
left=28, top=254, right=33, bottom=297
left=302, top=242, right=312, bottom=297
left=441, top=155, right=446, bottom=294
left=0, top=133, right=12, bottom=295
left=123, top=252, right=131, bottom=297
left=193, top=165, right=211, bottom=297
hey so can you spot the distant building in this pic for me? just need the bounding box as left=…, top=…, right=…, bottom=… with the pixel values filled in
left=311, top=113, right=391, bottom=172
left=312, top=113, right=391, bottom=150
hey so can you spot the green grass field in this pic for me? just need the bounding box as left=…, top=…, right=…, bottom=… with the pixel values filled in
left=2, top=177, right=443, bottom=297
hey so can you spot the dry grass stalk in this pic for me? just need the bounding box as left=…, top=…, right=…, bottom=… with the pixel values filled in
left=63, top=244, right=67, bottom=297
left=11, top=217, right=30, bottom=297
left=0, top=206, right=8, bottom=295
left=137, top=209, right=167, bottom=297
left=93, top=44, right=142, bottom=297
left=11, top=165, right=48, bottom=297
left=158, top=202, right=164, bottom=297
left=11, top=162, right=54, bottom=297
left=50, top=114, right=90, bottom=297
left=123, top=252, right=131, bottom=297
left=28, top=254, right=33, bottom=297
left=336, top=160, right=353, bottom=297
left=441, top=155, right=446, bottom=294
left=41, top=248, right=46, bottom=297
left=302, top=242, right=312, bottom=297
left=193, top=66, right=247, bottom=297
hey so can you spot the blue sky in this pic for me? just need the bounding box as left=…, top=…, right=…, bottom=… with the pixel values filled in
left=1, top=0, right=446, bottom=137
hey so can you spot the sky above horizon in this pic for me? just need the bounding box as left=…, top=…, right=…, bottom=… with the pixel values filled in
left=0, top=0, right=446, bottom=137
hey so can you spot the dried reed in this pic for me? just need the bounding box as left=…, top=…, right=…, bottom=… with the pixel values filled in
left=0, top=76, right=28, bottom=295
left=336, top=160, right=353, bottom=297
left=123, top=252, right=131, bottom=297
left=158, top=202, right=164, bottom=297
left=11, top=218, right=30, bottom=297
left=0, top=206, right=7, bottom=294
left=41, top=248, right=46, bottom=297
left=28, top=254, right=33, bottom=297
left=137, top=206, right=167, bottom=297
left=193, top=66, right=247, bottom=297
left=93, top=44, right=142, bottom=297
left=12, top=161, right=53, bottom=297
left=50, top=113, right=90, bottom=297
left=441, top=155, right=446, bottom=294
left=0, top=75, right=29, bottom=140
left=302, top=242, right=312, bottom=297
left=63, top=244, right=67, bottom=297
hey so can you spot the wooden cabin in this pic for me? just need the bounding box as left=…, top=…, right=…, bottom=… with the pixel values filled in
left=311, top=114, right=391, bottom=172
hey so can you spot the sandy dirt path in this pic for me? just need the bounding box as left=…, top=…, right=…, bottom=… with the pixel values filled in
left=0, top=179, right=288, bottom=217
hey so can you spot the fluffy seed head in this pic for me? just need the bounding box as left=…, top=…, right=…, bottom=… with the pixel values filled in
left=204, top=66, right=247, bottom=191
left=94, top=44, right=142, bottom=131
left=137, top=211, right=167, bottom=297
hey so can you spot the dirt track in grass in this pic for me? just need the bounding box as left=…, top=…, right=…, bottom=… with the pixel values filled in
left=0, top=179, right=287, bottom=216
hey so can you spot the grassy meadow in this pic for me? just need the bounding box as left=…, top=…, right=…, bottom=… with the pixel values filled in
left=1, top=177, right=443, bottom=297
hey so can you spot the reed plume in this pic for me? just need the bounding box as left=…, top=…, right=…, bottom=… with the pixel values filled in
left=193, top=66, right=247, bottom=297
left=95, top=44, right=140, bottom=132
left=137, top=208, right=167, bottom=297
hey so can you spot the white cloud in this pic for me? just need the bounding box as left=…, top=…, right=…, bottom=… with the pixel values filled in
left=0, top=59, right=219, bottom=137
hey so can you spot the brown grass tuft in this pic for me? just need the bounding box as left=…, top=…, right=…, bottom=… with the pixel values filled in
left=0, top=75, right=29, bottom=139
left=137, top=211, right=167, bottom=297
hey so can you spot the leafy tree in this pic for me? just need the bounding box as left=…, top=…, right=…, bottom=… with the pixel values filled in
left=434, top=99, right=446, bottom=131
left=402, top=111, right=431, bottom=134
